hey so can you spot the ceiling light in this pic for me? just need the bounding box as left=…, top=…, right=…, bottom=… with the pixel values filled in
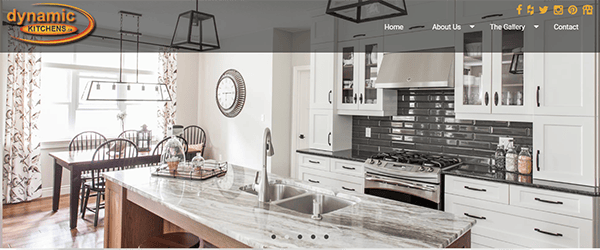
left=171, top=0, right=220, bottom=51
left=326, top=0, right=408, bottom=23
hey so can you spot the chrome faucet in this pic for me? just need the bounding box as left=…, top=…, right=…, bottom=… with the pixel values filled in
left=255, top=127, right=274, bottom=202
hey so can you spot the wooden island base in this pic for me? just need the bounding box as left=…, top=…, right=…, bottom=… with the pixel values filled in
left=105, top=180, right=470, bottom=248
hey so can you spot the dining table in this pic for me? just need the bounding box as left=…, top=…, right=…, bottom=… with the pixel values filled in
left=50, top=147, right=203, bottom=229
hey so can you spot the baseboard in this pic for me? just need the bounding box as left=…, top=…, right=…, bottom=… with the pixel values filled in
left=41, top=185, right=70, bottom=198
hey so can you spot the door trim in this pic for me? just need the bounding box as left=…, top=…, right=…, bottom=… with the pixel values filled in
left=291, top=65, right=310, bottom=179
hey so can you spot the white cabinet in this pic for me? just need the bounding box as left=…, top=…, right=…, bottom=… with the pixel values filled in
left=384, top=0, right=455, bottom=36
left=337, top=19, right=383, bottom=42
left=311, top=14, right=336, bottom=45
left=310, top=43, right=335, bottom=109
left=297, top=153, right=364, bottom=194
left=454, top=17, right=535, bottom=122
left=445, top=176, right=597, bottom=248
left=308, top=109, right=351, bottom=151
left=533, top=116, right=595, bottom=186
left=336, top=37, right=397, bottom=116
left=455, top=0, right=522, bottom=24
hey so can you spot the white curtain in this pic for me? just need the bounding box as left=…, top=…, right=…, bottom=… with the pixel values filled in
left=3, top=26, right=43, bottom=204
left=157, top=49, right=177, bottom=137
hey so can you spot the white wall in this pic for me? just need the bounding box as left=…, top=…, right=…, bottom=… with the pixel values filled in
left=176, top=53, right=200, bottom=126
left=271, top=30, right=293, bottom=177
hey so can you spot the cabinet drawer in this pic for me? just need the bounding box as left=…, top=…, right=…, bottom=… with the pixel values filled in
left=445, top=176, right=509, bottom=204
left=331, top=159, right=364, bottom=177
left=472, top=234, right=526, bottom=248
left=510, top=185, right=593, bottom=220
left=299, top=168, right=364, bottom=194
left=298, top=154, right=330, bottom=171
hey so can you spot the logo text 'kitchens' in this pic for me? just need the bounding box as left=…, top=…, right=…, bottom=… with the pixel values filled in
left=6, top=3, right=95, bottom=45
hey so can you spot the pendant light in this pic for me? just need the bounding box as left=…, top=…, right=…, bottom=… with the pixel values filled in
left=83, top=11, right=172, bottom=102
left=171, top=0, right=220, bottom=51
left=326, top=0, right=408, bottom=23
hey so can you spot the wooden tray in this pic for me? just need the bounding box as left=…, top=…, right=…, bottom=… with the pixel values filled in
left=151, top=161, right=228, bottom=180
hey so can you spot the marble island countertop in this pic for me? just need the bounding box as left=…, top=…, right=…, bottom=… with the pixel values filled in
left=103, top=165, right=474, bottom=248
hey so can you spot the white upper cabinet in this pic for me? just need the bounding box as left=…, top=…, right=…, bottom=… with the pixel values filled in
left=384, top=0, right=455, bottom=35
left=310, top=43, right=335, bottom=110
left=533, top=116, right=595, bottom=186
left=311, top=14, right=336, bottom=45
left=532, top=14, right=596, bottom=117
left=337, top=19, right=384, bottom=42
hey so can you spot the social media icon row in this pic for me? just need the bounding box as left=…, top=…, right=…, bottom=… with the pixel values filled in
left=517, top=4, right=593, bottom=15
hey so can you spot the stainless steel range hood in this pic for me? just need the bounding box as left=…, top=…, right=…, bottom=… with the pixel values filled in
left=375, top=52, right=454, bottom=88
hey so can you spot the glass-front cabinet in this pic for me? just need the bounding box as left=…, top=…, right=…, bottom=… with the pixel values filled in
left=337, top=37, right=397, bottom=116
left=455, top=17, right=533, bottom=120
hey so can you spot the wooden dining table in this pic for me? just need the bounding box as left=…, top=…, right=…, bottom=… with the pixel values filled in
left=50, top=147, right=203, bottom=229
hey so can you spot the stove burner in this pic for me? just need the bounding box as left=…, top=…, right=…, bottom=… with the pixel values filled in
left=368, top=151, right=460, bottom=168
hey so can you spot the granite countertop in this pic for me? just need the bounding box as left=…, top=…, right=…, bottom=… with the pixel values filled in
left=296, top=148, right=374, bottom=162
left=443, top=164, right=600, bottom=196
left=104, top=165, right=474, bottom=248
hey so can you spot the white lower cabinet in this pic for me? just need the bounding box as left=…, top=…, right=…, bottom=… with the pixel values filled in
left=445, top=176, right=596, bottom=248
left=297, top=153, right=364, bottom=194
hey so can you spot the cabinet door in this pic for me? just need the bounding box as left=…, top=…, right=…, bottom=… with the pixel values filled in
left=455, top=22, right=493, bottom=114
left=456, top=0, right=522, bottom=24
left=337, top=40, right=359, bottom=110
left=533, top=116, right=595, bottom=186
left=490, top=17, right=535, bottom=115
left=310, top=43, right=335, bottom=109
left=532, top=14, right=595, bottom=117
left=384, top=0, right=455, bottom=36
left=337, top=19, right=383, bottom=42
left=308, top=109, right=333, bottom=151
left=311, top=14, right=335, bottom=44
left=357, top=37, right=385, bottom=111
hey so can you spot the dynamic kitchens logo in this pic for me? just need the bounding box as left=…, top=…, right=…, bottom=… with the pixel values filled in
left=6, top=3, right=95, bottom=45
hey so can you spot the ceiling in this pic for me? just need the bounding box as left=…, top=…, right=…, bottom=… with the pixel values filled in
left=3, top=0, right=325, bottom=41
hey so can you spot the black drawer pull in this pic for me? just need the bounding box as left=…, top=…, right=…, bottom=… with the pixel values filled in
left=481, top=13, right=503, bottom=19
left=464, top=186, right=487, bottom=192
left=342, top=186, right=355, bottom=191
left=328, top=90, right=332, bottom=104
left=536, top=86, right=541, bottom=107
left=328, top=132, right=332, bottom=146
left=308, top=160, right=320, bottom=164
left=484, top=92, right=489, bottom=106
left=308, top=179, right=320, bottom=184
left=535, top=228, right=563, bottom=237
left=535, top=197, right=563, bottom=205
left=464, top=213, right=486, bottom=220
left=353, top=34, right=366, bottom=38
left=342, top=166, right=356, bottom=170
left=536, top=150, right=540, bottom=171
left=494, top=92, right=499, bottom=106
left=409, top=25, right=425, bottom=30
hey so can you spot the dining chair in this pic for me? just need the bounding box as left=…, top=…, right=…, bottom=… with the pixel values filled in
left=152, top=136, right=189, bottom=156
left=69, top=131, right=107, bottom=215
left=182, top=125, right=206, bottom=156
left=81, top=138, right=138, bottom=227
left=118, top=130, right=139, bottom=145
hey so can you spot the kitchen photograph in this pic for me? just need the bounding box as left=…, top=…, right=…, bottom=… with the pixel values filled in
left=0, top=0, right=598, bottom=248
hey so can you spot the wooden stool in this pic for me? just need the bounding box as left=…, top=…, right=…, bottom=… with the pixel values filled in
left=139, top=232, right=200, bottom=248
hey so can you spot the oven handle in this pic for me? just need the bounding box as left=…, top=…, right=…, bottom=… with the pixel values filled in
left=365, top=176, right=436, bottom=192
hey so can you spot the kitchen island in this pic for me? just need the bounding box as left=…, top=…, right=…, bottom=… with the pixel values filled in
left=103, top=165, right=474, bottom=248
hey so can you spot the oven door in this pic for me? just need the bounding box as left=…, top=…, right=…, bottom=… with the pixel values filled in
left=365, top=173, right=441, bottom=210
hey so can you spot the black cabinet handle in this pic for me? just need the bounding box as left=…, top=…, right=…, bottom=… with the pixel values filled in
left=299, top=134, right=305, bottom=139
left=534, top=228, right=563, bottom=237
left=353, top=34, right=366, bottom=38
left=536, top=150, right=540, bottom=171
left=535, top=197, right=563, bottom=205
left=494, top=92, right=499, bottom=106
left=342, top=186, right=355, bottom=191
left=342, top=166, right=356, bottom=170
left=481, top=13, right=503, bottom=19
left=308, top=160, right=320, bottom=164
left=464, top=186, right=487, bottom=192
left=464, top=213, right=486, bottom=220
left=328, top=90, right=332, bottom=104
left=354, top=94, right=357, bottom=103
left=484, top=92, right=489, bottom=106
left=536, top=86, right=541, bottom=107
left=328, top=132, right=332, bottom=146
left=308, top=179, right=320, bottom=183
left=359, top=94, right=363, bottom=104
left=409, top=25, right=425, bottom=30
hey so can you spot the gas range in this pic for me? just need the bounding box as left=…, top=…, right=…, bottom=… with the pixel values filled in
left=364, top=151, right=461, bottom=184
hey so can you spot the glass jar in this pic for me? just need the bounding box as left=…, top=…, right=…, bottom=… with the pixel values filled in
left=518, top=147, right=532, bottom=175
left=191, top=153, right=205, bottom=171
left=161, top=136, right=186, bottom=174
left=494, top=144, right=506, bottom=171
left=505, top=142, right=518, bottom=172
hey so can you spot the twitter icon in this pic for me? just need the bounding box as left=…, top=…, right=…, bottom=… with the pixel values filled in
left=539, top=6, right=548, bottom=14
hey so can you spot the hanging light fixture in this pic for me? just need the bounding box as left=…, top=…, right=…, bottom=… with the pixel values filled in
left=83, top=11, right=172, bottom=102
left=326, top=0, right=408, bottom=23
left=509, top=47, right=524, bottom=74
left=171, top=0, right=220, bottom=51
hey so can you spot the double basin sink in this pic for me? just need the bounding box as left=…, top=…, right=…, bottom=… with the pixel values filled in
left=239, top=181, right=356, bottom=216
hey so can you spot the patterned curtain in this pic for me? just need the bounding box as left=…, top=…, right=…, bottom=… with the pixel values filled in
left=157, top=48, right=177, bottom=137
left=3, top=27, right=43, bottom=204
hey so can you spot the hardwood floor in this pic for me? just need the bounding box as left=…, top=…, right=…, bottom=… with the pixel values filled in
left=3, top=194, right=104, bottom=248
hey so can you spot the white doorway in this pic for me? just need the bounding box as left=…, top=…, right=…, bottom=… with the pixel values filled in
left=290, top=65, right=310, bottom=179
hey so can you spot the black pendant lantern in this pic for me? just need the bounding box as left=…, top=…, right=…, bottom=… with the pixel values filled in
left=171, top=0, right=220, bottom=51
left=326, top=0, right=408, bottom=23
left=137, top=124, right=152, bottom=152
left=509, top=48, right=524, bottom=74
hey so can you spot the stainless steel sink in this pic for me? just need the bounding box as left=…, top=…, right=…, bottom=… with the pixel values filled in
left=239, top=183, right=307, bottom=202
left=274, top=193, right=355, bottom=215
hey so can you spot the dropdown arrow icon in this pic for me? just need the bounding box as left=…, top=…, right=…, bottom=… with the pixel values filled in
left=534, top=25, right=539, bottom=29
left=470, top=25, right=475, bottom=28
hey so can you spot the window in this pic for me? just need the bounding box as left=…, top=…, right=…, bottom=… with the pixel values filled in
left=40, top=52, right=161, bottom=142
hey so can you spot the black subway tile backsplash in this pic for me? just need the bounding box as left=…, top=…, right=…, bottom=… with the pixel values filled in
left=352, top=89, right=533, bottom=162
